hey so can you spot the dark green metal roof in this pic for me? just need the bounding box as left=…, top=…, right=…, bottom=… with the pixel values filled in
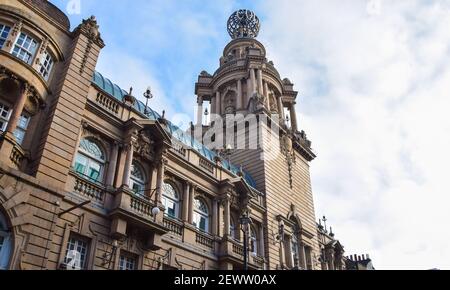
left=91, top=71, right=257, bottom=190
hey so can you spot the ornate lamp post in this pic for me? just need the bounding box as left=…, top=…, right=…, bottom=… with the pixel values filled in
left=239, top=211, right=252, bottom=271
left=143, top=86, right=153, bottom=115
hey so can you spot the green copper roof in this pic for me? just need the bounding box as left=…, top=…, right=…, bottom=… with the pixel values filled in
left=91, top=71, right=258, bottom=190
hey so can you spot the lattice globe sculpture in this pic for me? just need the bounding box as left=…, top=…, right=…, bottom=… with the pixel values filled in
left=227, top=9, right=260, bottom=39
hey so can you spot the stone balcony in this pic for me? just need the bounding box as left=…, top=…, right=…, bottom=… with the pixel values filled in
left=109, top=186, right=168, bottom=250
left=219, top=236, right=265, bottom=270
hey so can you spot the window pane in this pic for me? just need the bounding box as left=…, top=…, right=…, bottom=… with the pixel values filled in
left=119, top=255, right=136, bottom=270
left=199, top=217, right=206, bottom=231
left=162, top=183, right=178, bottom=199
left=13, top=129, right=25, bottom=145
left=0, top=24, right=9, bottom=49
left=64, top=237, right=88, bottom=270
left=132, top=181, right=143, bottom=195
left=12, top=33, right=39, bottom=65
left=79, top=139, right=104, bottom=160
left=17, top=115, right=29, bottom=130
left=39, top=51, right=54, bottom=81
left=87, top=162, right=101, bottom=181
left=193, top=198, right=208, bottom=214
left=131, top=162, right=144, bottom=181
left=74, top=154, right=88, bottom=175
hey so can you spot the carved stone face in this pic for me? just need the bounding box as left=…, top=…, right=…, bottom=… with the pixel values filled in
left=283, top=135, right=293, bottom=152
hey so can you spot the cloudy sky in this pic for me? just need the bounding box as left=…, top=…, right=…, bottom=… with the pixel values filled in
left=54, top=0, right=450, bottom=270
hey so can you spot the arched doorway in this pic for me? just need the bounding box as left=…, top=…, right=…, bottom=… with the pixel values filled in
left=0, top=211, right=12, bottom=270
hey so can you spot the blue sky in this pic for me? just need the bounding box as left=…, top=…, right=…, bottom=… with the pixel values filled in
left=51, top=0, right=450, bottom=269
left=53, top=0, right=265, bottom=119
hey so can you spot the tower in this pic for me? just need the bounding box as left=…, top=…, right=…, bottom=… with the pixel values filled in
left=195, top=9, right=320, bottom=270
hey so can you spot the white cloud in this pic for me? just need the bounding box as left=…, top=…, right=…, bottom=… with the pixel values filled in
left=261, top=0, right=450, bottom=269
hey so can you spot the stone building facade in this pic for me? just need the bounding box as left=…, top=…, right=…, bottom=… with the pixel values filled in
left=0, top=1, right=365, bottom=270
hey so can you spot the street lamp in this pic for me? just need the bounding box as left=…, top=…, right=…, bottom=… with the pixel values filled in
left=143, top=86, right=153, bottom=115
left=239, top=211, right=252, bottom=271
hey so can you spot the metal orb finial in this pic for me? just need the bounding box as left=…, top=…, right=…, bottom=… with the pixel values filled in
left=227, top=9, right=260, bottom=39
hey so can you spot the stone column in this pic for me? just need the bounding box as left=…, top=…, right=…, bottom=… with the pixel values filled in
left=277, top=96, right=285, bottom=123
left=259, top=225, right=265, bottom=257
left=5, top=82, right=29, bottom=135
left=211, top=95, right=216, bottom=116
left=223, top=195, right=231, bottom=237
left=257, top=69, right=264, bottom=95
left=182, top=182, right=190, bottom=222
left=246, top=77, right=252, bottom=106
left=188, top=184, right=195, bottom=223
left=155, top=157, right=166, bottom=204
left=290, top=103, right=298, bottom=132
left=106, top=142, right=119, bottom=187
left=121, top=139, right=135, bottom=187
left=264, top=81, right=270, bottom=110
left=215, top=91, right=221, bottom=117
left=197, top=96, right=203, bottom=126
left=236, top=79, right=243, bottom=110
left=212, top=198, right=219, bottom=236
left=250, top=69, right=257, bottom=95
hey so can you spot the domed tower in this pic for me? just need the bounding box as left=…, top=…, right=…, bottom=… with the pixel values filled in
left=195, top=10, right=320, bottom=270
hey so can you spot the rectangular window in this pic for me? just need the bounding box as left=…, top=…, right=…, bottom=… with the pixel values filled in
left=12, top=32, right=38, bottom=65
left=0, top=24, right=11, bottom=49
left=63, top=236, right=89, bottom=270
left=0, top=103, right=11, bottom=132
left=119, top=253, right=137, bottom=270
left=0, top=101, right=29, bottom=145
left=38, top=51, right=54, bottom=81
left=13, top=115, right=30, bottom=145
left=305, top=247, right=313, bottom=270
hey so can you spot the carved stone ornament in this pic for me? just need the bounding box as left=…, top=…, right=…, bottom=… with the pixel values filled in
left=281, top=134, right=296, bottom=189
left=133, top=130, right=155, bottom=160
left=78, top=16, right=103, bottom=45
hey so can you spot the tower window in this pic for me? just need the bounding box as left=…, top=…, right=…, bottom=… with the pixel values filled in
left=38, top=50, right=54, bottom=81
left=0, top=24, right=11, bottom=49
left=11, top=32, right=39, bottom=65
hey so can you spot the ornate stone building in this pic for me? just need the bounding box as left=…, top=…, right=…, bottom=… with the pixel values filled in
left=0, top=1, right=367, bottom=270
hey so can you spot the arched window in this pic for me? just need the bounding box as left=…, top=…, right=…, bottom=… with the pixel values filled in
left=162, top=182, right=180, bottom=219
left=250, top=226, right=258, bottom=256
left=130, top=161, right=145, bottom=195
left=74, top=138, right=105, bottom=183
left=193, top=198, right=209, bottom=233
left=0, top=212, right=12, bottom=270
